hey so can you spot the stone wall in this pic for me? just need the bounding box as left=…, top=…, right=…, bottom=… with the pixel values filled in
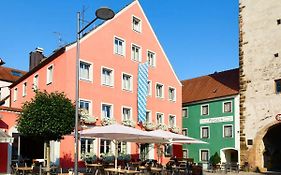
left=239, top=0, right=281, bottom=171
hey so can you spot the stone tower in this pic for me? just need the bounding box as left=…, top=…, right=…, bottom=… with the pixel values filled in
left=239, top=0, right=281, bottom=171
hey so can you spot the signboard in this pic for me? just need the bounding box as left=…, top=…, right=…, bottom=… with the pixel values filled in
left=200, top=116, right=233, bottom=124
left=275, top=114, right=281, bottom=121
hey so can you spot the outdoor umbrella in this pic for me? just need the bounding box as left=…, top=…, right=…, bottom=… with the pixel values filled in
left=0, top=130, right=13, bottom=143
left=149, top=129, right=207, bottom=144
left=79, top=124, right=169, bottom=169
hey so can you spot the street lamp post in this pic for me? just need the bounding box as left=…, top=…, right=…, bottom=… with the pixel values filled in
left=74, top=7, right=115, bottom=175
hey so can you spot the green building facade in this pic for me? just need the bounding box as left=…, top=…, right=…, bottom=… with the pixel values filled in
left=181, top=69, right=239, bottom=169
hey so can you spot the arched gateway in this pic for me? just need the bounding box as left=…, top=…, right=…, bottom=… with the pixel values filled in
left=263, top=123, right=281, bottom=171
left=246, top=122, right=281, bottom=172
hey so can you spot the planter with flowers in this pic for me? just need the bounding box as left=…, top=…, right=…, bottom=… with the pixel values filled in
left=122, top=119, right=135, bottom=127
left=169, top=126, right=180, bottom=133
left=157, top=123, right=168, bottom=131
left=101, top=117, right=116, bottom=126
left=143, top=121, right=155, bottom=131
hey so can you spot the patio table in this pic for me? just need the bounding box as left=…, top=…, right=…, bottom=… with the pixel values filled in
left=104, top=168, right=141, bottom=175
left=16, top=166, right=33, bottom=175
left=150, top=167, right=163, bottom=174
left=85, top=163, right=103, bottom=174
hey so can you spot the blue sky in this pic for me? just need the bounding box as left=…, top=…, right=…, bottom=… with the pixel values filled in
left=0, top=0, right=238, bottom=80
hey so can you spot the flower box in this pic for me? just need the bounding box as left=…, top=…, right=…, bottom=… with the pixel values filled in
left=101, top=117, right=116, bottom=126
left=143, top=122, right=155, bottom=131
left=122, top=119, right=135, bottom=127
left=157, top=123, right=168, bottom=130
left=169, top=126, right=180, bottom=133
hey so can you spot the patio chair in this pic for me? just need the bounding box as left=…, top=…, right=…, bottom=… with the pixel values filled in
left=10, top=164, right=19, bottom=175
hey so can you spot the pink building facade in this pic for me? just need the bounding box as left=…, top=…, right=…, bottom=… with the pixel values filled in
left=6, top=1, right=182, bottom=168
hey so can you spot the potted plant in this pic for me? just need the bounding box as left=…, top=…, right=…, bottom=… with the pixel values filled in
left=143, top=121, right=155, bottom=131
left=169, top=126, right=180, bottom=133
left=79, top=108, right=97, bottom=126
left=157, top=123, right=168, bottom=130
left=101, top=153, right=115, bottom=164
left=122, top=119, right=135, bottom=127
left=209, top=152, right=221, bottom=171
left=101, top=117, right=116, bottom=126
left=82, top=153, right=98, bottom=163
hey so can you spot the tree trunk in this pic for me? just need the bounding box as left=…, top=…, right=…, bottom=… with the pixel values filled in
left=46, top=141, right=50, bottom=175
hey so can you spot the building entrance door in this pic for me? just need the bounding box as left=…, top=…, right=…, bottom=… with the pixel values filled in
left=263, top=123, right=281, bottom=171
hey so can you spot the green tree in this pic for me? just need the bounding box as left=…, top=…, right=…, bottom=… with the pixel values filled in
left=17, top=90, right=75, bottom=172
left=209, top=152, right=221, bottom=170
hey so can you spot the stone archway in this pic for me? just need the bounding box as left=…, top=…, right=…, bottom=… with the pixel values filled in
left=245, top=121, right=281, bottom=172
left=262, top=123, right=281, bottom=171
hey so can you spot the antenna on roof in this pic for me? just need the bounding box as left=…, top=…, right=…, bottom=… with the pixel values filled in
left=81, top=5, right=90, bottom=35
left=53, top=32, right=65, bottom=48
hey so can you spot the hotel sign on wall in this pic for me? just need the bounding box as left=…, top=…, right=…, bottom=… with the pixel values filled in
left=200, top=116, right=233, bottom=124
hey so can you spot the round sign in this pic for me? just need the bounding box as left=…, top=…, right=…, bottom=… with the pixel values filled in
left=275, top=114, right=281, bottom=121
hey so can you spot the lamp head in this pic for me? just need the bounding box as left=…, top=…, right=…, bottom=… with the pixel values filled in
left=95, top=7, right=115, bottom=20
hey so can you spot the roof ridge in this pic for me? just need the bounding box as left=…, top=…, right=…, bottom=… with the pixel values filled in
left=181, top=67, right=239, bottom=82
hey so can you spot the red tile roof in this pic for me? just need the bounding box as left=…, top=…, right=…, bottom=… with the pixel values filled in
left=0, top=66, right=26, bottom=83
left=181, top=68, right=239, bottom=104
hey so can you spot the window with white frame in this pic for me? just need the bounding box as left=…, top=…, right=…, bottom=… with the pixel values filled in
left=224, top=125, right=233, bottom=138
left=118, top=142, right=127, bottom=154
left=168, top=87, right=176, bottom=101
left=164, top=144, right=172, bottom=157
left=102, top=104, right=113, bottom=118
left=146, top=111, right=151, bottom=122
left=79, top=100, right=91, bottom=115
left=100, top=139, right=111, bottom=154
left=169, top=115, right=176, bottom=127
left=122, top=107, right=131, bottom=121
left=201, top=126, right=209, bottom=139
left=147, top=80, right=152, bottom=96
left=182, top=108, right=188, bottom=118
left=47, top=65, right=53, bottom=84
left=201, top=104, right=209, bottom=115
left=156, top=83, right=164, bottom=98
left=22, top=82, right=27, bottom=97
left=80, top=138, right=95, bottom=158
left=156, top=113, right=163, bottom=125
left=200, top=150, right=209, bottom=162
left=131, top=44, right=141, bottom=62
left=13, top=88, right=18, bottom=101
left=183, top=149, right=188, bottom=159
left=102, top=67, right=114, bottom=86
left=147, top=51, right=156, bottom=67
left=80, top=61, right=92, bottom=81
left=223, top=101, right=232, bottom=113
left=122, top=73, right=132, bottom=91
left=114, top=37, right=125, bottom=56
left=33, top=75, right=39, bottom=90
left=132, top=16, right=141, bottom=32
left=182, top=128, right=188, bottom=136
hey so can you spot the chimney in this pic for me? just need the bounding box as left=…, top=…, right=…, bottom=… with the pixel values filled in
left=29, top=47, right=45, bottom=70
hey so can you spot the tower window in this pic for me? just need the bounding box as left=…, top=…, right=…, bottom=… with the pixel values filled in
left=275, top=79, right=281, bottom=93
left=277, top=19, right=281, bottom=25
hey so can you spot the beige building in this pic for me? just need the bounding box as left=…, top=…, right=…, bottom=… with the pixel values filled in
left=239, top=0, right=281, bottom=172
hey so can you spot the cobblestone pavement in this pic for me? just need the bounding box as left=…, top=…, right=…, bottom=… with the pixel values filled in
left=203, top=171, right=281, bottom=175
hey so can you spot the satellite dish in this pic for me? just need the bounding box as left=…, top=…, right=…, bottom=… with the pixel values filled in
left=95, top=7, right=115, bottom=20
